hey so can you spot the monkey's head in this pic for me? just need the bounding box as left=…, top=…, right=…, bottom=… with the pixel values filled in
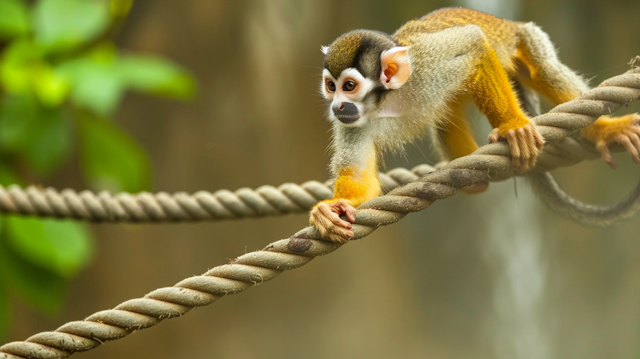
left=321, top=30, right=411, bottom=126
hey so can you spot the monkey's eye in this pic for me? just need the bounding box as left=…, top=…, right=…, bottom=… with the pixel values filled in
left=343, top=80, right=357, bottom=92
left=327, top=81, right=336, bottom=92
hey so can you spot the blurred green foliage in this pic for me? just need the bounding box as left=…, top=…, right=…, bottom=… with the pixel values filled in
left=0, top=0, right=195, bottom=338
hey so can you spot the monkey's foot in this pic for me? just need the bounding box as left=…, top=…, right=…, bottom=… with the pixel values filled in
left=581, top=114, right=640, bottom=169
left=309, top=199, right=356, bottom=243
left=489, top=123, right=544, bottom=173
left=461, top=182, right=489, bottom=194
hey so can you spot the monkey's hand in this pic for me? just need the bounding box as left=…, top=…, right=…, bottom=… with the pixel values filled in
left=488, top=121, right=545, bottom=173
left=309, top=199, right=356, bottom=243
left=581, top=114, right=640, bottom=170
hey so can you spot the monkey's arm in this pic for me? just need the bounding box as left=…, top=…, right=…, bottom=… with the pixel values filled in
left=467, top=41, right=544, bottom=172
left=310, top=161, right=380, bottom=243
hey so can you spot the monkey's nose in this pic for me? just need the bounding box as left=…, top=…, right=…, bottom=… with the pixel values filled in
left=332, top=102, right=358, bottom=117
left=332, top=102, right=360, bottom=124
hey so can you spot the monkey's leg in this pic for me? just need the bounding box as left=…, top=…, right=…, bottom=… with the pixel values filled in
left=439, top=101, right=489, bottom=194
left=516, top=23, right=640, bottom=165
left=467, top=39, right=544, bottom=172
left=515, top=22, right=588, bottom=104
left=581, top=114, right=640, bottom=169
left=440, top=103, right=480, bottom=159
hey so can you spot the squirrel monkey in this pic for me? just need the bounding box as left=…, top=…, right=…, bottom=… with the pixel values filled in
left=311, top=7, right=640, bottom=243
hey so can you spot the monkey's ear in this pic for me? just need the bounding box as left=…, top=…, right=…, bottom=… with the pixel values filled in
left=380, top=47, right=411, bottom=89
left=321, top=46, right=329, bottom=55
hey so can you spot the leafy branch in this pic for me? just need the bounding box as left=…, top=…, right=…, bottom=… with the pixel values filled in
left=0, top=0, right=196, bottom=339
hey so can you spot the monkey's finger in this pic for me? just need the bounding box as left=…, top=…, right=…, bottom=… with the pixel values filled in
left=524, top=127, right=540, bottom=171
left=310, top=208, right=330, bottom=227
left=616, top=134, right=640, bottom=163
left=310, top=213, right=333, bottom=238
left=318, top=204, right=352, bottom=229
left=597, top=142, right=617, bottom=169
left=507, top=130, right=521, bottom=158
left=506, top=130, right=525, bottom=172
left=532, top=126, right=545, bottom=149
left=522, top=152, right=536, bottom=172
left=328, top=225, right=353, bottom=237
left=312, top=212, right=351, bottom=243
left=326, top=230, right=349, bottom=244
left=331, top=213, right=353, bottom=229
left=334, top=201, right=356, bottom=223
left=344, top=205, right=356, bottom=223
left=628, top=125, right=640, bottom=137
left=327, top=225, right=353, bottom=242
left=522, top=130, right=537, bottom=171
left=524, top=125, right=543, bottom=155
left=516, top=127, right=533, bottom=161
left=488, top=128, right=501, bottom=143
left=623, top=130, right=640, bottom=163
left=331, top=199, right=349, bottom=210
left=629, top=133, right=640, bottom=154
left=316, top=203, right=333, bottom=218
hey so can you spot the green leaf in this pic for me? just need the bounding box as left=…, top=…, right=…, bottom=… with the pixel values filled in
left=33, top=0, right=110, bottom=52
left=22, top=105, right=72, bottom=174
left=31, top=64, right=70, bottom=106
left=56, top=47, right=124, bottom=115
left=119, top=55, right=196, bottom=99
left=0, top=39, right=41, bottom=95
left=0, top=95, right=72, bottom=174
left=5, top=217, right=94, bottom=278
left=0, top=230, right=67, bottom=315
left=0, top=95, right=31, bottom=151
left=78, top=114, right=151, bottom=192
left=57, top=50, right=196, bottom=114
left=57, top=48, right=197, bottom=114
left=0, top=39, right=70, bottom=104
left=0, top=0, right=29, bottom=39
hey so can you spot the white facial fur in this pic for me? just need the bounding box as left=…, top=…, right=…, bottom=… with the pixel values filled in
left=322, top=68, right=377, bottom=126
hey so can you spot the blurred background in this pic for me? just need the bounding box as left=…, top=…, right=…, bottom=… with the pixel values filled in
left=1, top=0, right=640, bottom=358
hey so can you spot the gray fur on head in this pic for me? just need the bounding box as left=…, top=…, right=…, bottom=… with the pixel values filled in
left=324, top=30, right=397, bottom=79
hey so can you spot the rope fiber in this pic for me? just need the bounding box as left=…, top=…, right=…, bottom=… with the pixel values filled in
left=0, top=61, right=639, bottom=359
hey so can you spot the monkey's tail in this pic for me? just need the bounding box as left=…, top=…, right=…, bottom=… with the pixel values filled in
left=529, top=172, right=640, bottom=227
left=513, top=78, right=640, bottom=227
left=513, top=79, right=640, bottom=227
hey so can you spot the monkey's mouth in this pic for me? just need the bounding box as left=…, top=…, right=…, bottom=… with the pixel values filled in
left=332, top=102, right=361, bottom=125
left=336, top=114, right=360, bottom=124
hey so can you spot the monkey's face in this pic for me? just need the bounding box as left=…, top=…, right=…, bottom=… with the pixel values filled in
left=321, top=30, right=412, bottom=126
left=321, top=68, right=378, bottom=126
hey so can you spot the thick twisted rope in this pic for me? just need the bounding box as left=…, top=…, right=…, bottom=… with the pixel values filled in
left=0, top=71, right=635, bottom=223
left=1, top=65, right=639, bottom=359
left=0, top=165, right=439, bottom=222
